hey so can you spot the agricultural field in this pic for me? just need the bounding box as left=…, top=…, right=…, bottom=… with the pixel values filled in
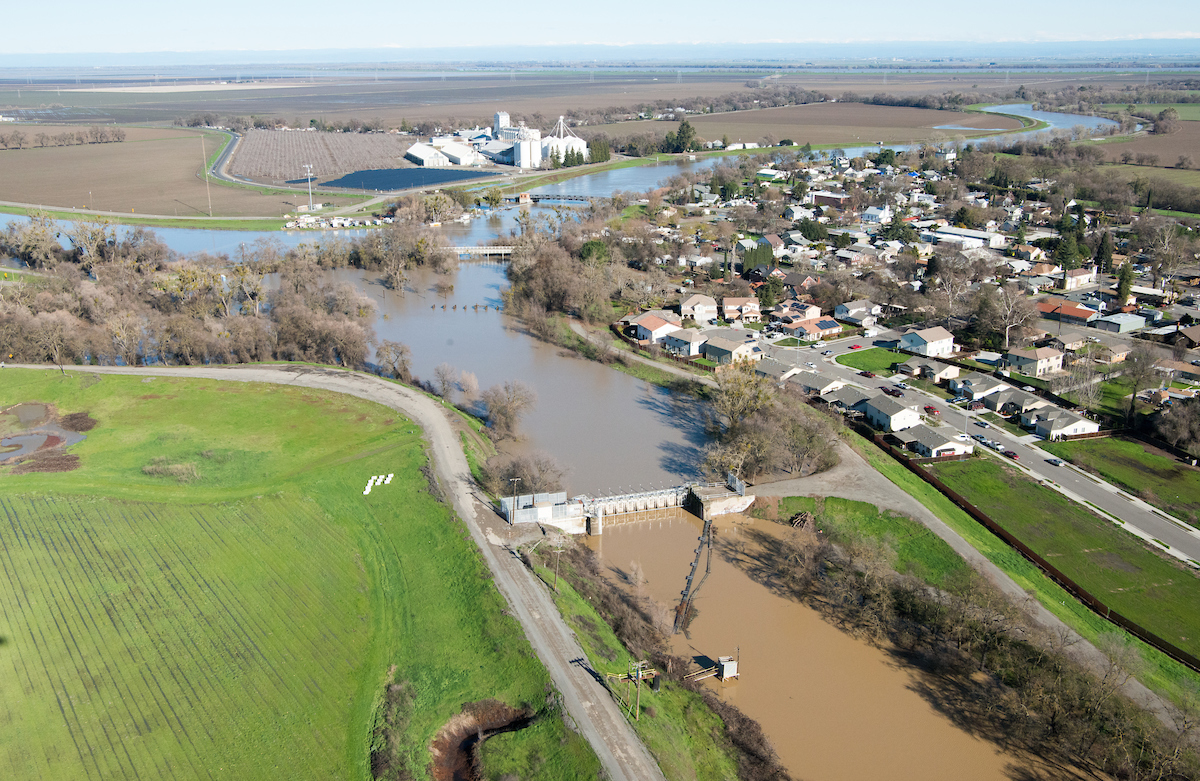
left=1041, top=436, right=1200, bottom=525
left=229, top=129, right=418, bottom=181
left=0, top=125, right=360, bottom=217
left=1101, top=104, right=1200, bottom=121
left=930, top=458, right=1200, bottom=659
left=0, top=369, right=596, bottom=781
left=0, top=69, right=1172, bottom=128
left=592, top=103, right=1022, bottom=147
left=1093, top=120, right=1200, bottom=167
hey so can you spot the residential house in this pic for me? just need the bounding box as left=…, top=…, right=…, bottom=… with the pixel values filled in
left=771, top=300, right=822, bottom=323
left=861, top=205, right=894, bottom=225
left=1049, top=331, right=1089, bottom=353
left=787, top=318, right=842, bottom=341
left=895, top=424, right=974, bottom=458
left=822, top=386, right=871, bottom=413
left=1037, top=298, right=1098, bottom=327
left=898, top=356, right=960, bottom=383
left=834, top=299, right=882, bottom=327
left=755, top=359, right=801, bottom=384
left=949, top=372, right=1010, bottom=400
left=1170, top=325, right=1200, bottom=349
left=863, top=394, right=922, bottom=432
left=1021, top=408, right=1100, bottom=439
left=662, top=329, right=707, bottom=357
left=984, top=389, right=1048, bottom=416
left=758, top=234, right=787, bottom=258
left=1005, top=347, right=1063, bottom=377
left=703, top=336, right=763, bottom=364
left=788, top=371, right=845, bottom=395
left=623, top=309, right=682, bottom=328
left=634, top=315, right=678, bottom=344
left=722, top=297, right=762, bottom=323
left=784, top=205, right=816, bottom=221
left=680, top=294, right=718, bottom=323
left=1058, top=267, right=1097, bottom=291
left=900, top=326, right=955, bottom=358
left=1013, top=244, right=1047, bottom=262
left=1089, top=340, right=1130, bottom=364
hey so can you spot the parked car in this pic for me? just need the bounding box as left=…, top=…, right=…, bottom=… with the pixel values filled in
left=822, top=350, right=833, bottom=356
left=849, top=344, right=864, bottom=350
left=859, top=370, right=876, bottom=378
left=972, top=434, right=988, bottom=442
left=950, top=396, right=969, bottom=404
left=974, top=420, right=990, bottom=428
left=1004, top=450, right=1020, bottom=460
left=924, top=405, right=940, bottom=416
left=881, top=386, right=903, bottom=398
left=1022, top=386, right=1037, bottom=393
left=895, top=382, right=909, bottom=390
left=1046, top=458, right=1064, bottom=466
left=805, top=362, right=816, bottom=368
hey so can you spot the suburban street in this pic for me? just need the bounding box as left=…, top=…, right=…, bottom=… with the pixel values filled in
left=762, top=332, right=1200, bottom=567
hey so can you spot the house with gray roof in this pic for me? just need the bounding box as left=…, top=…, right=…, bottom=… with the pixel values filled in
left=822, top=386, right=872, bottom=411
left=948, top=372, right=1010, bottom=401
left=755, top=358, right=800, bottom=384
left=862, top=394, right=922, bottom=432
left=1020, top=407, right=1100, bottom=439
left=984, top=389, right=1048, bottom=416
left=894, top=424, right=974, bottom=458
left=787, top=371, right=845, bottom=396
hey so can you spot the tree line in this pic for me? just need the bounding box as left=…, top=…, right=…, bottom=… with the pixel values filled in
left=0, top=125, right=126, bottom=150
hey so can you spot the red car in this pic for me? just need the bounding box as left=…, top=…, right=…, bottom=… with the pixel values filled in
left=859, top=370, right=876, bottom=378
left=849, top=344, right=864, bottom=350
left=924, top=405, right=940, bottom=416
left=1004, top=450, right=1020, bottom=460
left=881, top=386, right=903, bottom=398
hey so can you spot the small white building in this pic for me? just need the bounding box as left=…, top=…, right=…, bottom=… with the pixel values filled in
left=834, top=299, right=882, bottom=327
left=405, top=142, right=450, bottom=167
left=662, top=329, right=707, bottom=357
left=1005, top=347, right=1063, bottom=377
left=634, top=315, right=678, bottom=344
left=438, top=142, right=479, bottom=166
left=1021, top=408, right=1100, bottom=439
left=900, top=326, right=955, bottom=358
left=898, top=424, right=974, bottom=458
left=861, top=205, right=894, bottom=225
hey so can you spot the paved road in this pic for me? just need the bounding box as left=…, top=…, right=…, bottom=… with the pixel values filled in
left=9, top=363, right=666, bottom=781
left=754, top=440, right=1179, bottom=727
left=764, top=334, right=1200, bottom=567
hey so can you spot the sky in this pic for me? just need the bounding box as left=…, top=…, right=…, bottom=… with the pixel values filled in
left=6, top=0, right=1200, bottom=54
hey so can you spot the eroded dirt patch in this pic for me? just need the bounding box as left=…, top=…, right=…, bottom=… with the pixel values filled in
left=428, top=700, right=534, bottom=781
left=12, top=451, right=81, bottom=474
left=59, top=412, right=97, bottom=432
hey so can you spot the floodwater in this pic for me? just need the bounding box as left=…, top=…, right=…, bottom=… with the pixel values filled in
left=343, top=264, right=707, bottom=495
left=590, top=511, right=1038, bottom=781
left=0, top=403, right=85, bottom=460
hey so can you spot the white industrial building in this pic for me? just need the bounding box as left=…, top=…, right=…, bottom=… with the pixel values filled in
left=437, top=142, right=480, bottom=166
left=405, top=142, right=450, bottom=167
left=541, top=116, right=589, bottom=164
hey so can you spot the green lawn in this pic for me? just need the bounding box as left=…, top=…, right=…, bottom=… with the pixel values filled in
left=775, top=496, right=969, bottom=586
left=0, top=369, right=597, bottom=781
left=1042, top=437, right=1200, bottom=526
left=980, top=411, right=1029, bottom=438
left=835, top=347, right=900, bottom=374
left=931, top=459, right=1200, bottom=660
left=847, top=432, right=1200, bottom=704
left=774, top=337, right=801, bottom=347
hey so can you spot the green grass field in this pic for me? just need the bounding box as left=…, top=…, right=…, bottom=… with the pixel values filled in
left=844, top=432, right=1200, bottom=704
left=931, top=459, right=1200, bottom=659
left=774, top=495, right=969, bottom=586
left=834, top=347, right=900, bottom=374
left=1042, top=436, right=1200, bottom=526
left=0, top=369, right=597, bottom=781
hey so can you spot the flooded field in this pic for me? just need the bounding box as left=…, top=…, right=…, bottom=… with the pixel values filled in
left=590, top=510, right=1052, bottom=781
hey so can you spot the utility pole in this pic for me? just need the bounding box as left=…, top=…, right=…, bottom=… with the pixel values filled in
left=509, top=477, right=521, bottom=522
left=303, top=163, right=314, bottom=211
left=201, top=136, right=213, bottom=217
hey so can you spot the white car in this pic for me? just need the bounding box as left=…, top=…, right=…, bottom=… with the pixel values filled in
left=805, top=362, right=816, bottom=368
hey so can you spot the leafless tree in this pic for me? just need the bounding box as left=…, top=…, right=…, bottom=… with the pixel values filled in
left=1122, top=342, right=1163, bottom=422
left=433, top=363, right=456, bottom=402
left=481, top=380, right=537, bottom=438
left=376, top=340, right=412, bottom=382
left=458, top=370, right=479, bottom=401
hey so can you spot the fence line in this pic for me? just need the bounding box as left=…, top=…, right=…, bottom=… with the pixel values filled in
left=868, top=430, right=1200, bottom=674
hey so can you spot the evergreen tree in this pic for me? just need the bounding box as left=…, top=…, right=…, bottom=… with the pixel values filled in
left=1015, top=221, right=1027, bottom=246
left=1117, top=262, right=1135, bottom=304
left=1054, top=234, right=1080, bottom=271
left=1096, top=231, right=1115, bottom=274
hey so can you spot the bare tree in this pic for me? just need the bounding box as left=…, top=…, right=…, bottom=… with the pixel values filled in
left=481, top=380, right=537, bottom=438
left=433, top=363, right=456, bottom=402
left=376, top=340, right=412, bottom=382
left=32, top=311, right=79, bottom=374
left=1122, top=342, right=1163, bottom=423
left=993, top=283, right=1038, bottom=350
left=459, top=370, right=479, bottom=401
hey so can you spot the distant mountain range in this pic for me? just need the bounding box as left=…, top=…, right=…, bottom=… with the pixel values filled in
left=2, top=40, right=1199, bottom=69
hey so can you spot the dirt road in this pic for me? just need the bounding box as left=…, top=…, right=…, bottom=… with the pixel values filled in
left=10, top=363, right=665, bottom=781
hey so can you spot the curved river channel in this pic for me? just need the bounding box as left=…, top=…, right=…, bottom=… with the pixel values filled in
left=1, top=104, right=1116, bottom=779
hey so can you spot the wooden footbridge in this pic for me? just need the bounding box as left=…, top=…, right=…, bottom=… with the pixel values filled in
left=446, top=245, right=514, bottom=258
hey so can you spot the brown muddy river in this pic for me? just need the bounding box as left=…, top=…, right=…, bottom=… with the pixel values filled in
left=589, top=510, right=1065, bottom=781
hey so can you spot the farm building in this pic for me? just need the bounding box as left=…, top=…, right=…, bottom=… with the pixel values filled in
left=405, top=143, right=450, bottom=167
left=542, top=116, right=589, bottom=164
left=1091, top=313, right=1146, bottom=334
left=437, top=142, right=479, bottom=166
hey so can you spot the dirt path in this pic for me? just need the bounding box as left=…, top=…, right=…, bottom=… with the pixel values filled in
left=9, top=363, right=666, bottom=781
left=755, top=439, right=1179, bottom=728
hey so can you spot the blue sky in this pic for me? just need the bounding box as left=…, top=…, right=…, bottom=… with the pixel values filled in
left=7, top=0, right=1199, bottom=53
